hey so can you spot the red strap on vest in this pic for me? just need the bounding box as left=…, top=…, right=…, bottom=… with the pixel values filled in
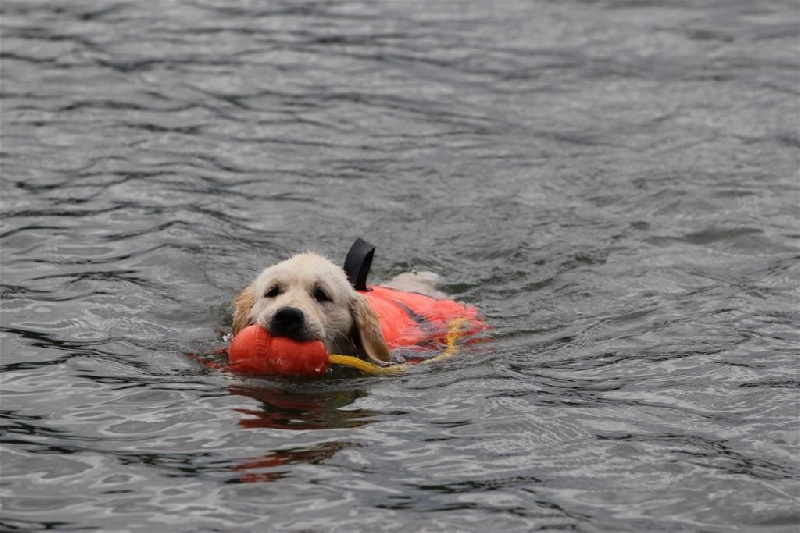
left=361, top=286, right=483, bottom=348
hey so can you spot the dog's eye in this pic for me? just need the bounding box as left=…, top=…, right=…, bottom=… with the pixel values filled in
left=264, top=286, right=281, bottom=298
left=313, top=287, right=331, bottom=303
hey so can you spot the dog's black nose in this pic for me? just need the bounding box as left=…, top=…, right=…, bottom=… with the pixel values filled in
left=270, top=307, right=306, bottom=340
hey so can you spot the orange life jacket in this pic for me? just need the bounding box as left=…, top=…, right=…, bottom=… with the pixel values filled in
left=361, top=285, right=484, bottom=349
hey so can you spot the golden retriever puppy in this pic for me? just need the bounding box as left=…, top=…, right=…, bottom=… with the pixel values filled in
left=232, top=253, right=391, bottom=363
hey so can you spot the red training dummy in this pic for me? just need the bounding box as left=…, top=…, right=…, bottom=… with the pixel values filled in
left=228, top=325, right=329, bottom=378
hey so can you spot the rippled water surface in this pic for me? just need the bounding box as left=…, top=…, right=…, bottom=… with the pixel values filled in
left=2, top=1, right=799, bottom=531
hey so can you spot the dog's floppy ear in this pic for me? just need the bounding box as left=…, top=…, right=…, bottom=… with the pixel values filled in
left=232, top=285, right=255, bottom=335
left=350, top=294, right=390, bottom=363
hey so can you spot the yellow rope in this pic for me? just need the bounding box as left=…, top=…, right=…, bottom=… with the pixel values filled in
left=327, top=318, right=469, bottom=375
left=327, top=354, right=409, bottom=375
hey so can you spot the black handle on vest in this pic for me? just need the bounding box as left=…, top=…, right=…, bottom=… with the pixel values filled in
left=343, top=238, right=375, bottom=292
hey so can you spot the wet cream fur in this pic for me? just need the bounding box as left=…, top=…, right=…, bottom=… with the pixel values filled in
left=232, top=253, right=390, bottom=362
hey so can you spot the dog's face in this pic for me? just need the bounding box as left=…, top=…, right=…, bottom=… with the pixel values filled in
left=232, top=253, right=390, bottom=362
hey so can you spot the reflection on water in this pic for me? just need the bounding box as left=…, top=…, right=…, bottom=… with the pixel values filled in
left=230, top=384, right=375, bottom=430
left=232, top=441, right=357, bottom=484
left=229, top=384, right=375, bottom=483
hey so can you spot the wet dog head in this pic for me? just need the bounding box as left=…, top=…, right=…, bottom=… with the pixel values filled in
left=232, top=253, right=390, bottom=363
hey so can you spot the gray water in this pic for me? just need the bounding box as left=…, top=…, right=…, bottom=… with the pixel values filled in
left=2, top=1, right=799, bottom=531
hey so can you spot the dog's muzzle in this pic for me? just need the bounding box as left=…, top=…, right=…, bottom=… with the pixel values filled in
left=269, top=306, right=307, bottom=341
